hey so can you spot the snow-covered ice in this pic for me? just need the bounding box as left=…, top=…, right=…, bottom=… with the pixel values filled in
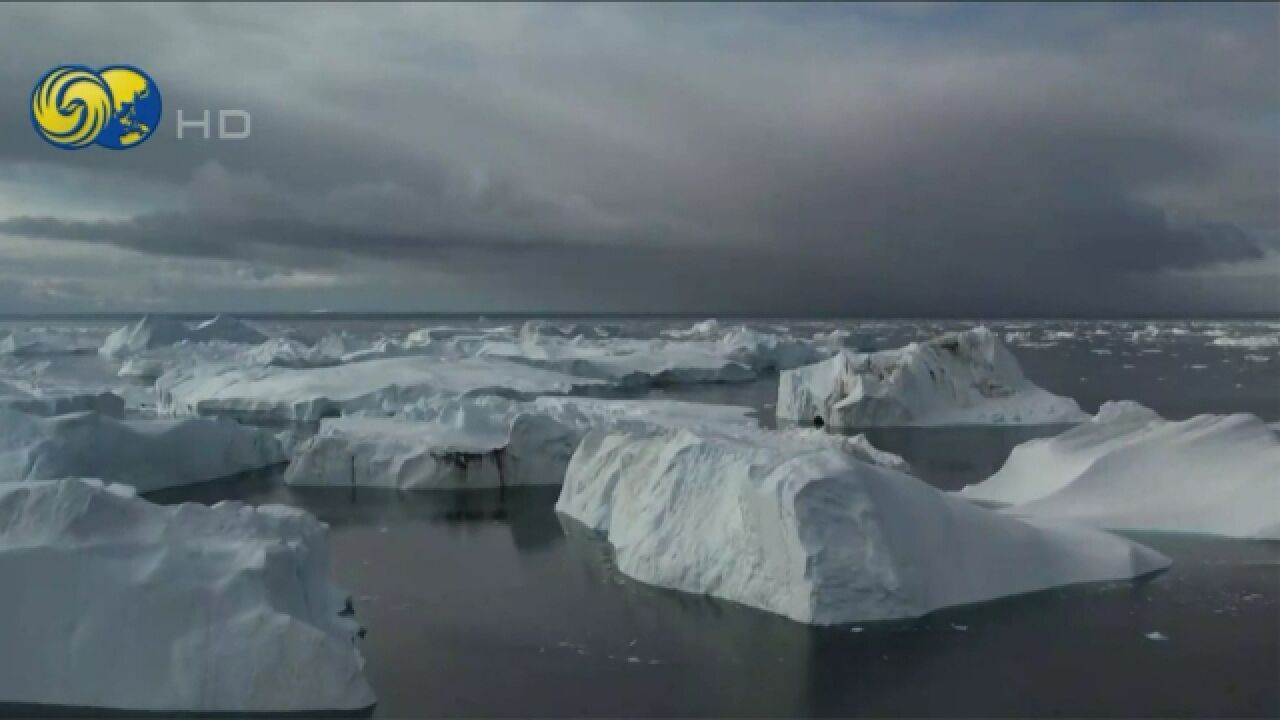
left=777, top=327, right=1087, bottom=427
left=557, top=424, right=1169, bottom=625
left=0, top=478, right=375, bottom=712
left=0, top=328, right=97, bottom=356
left=0, top=381, right=123, bottom=418
left=0, top=409, right=285, bottom=492
left=285, top=397, right=760, bottom=489
left=159, top=354, right=604, bottom=422
left=100, top=315, right=268, bottom=359
left=961, top=402, right=1280, bottom=539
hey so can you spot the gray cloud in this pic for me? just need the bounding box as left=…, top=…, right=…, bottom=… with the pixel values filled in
left=0, top=2, right=1275, bottom=314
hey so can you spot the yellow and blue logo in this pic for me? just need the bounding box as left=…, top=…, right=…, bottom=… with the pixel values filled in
left=31, top=65, right=162, bottom=150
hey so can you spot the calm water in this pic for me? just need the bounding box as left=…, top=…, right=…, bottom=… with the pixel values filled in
left=8, top=316, right=1279, bottom=716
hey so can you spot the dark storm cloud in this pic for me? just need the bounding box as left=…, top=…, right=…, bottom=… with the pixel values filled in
left=0, top=2, right=1275, bottom=313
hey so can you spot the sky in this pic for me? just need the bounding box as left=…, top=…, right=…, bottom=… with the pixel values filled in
left=0, top=2, right=1276, bottom=316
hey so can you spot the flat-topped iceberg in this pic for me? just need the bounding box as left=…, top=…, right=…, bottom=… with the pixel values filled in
left=961, top=402, right=1280, bottom=539
left=159, top=354, right=604, bottom=422
left=0, top=478, right=375, bottom=712
left=474, top=321, right=836, bottom=387
left=0, top=409, right=285, bottom=492
left=777, top=327, right=1086, bottom=427
left=0, top=382, right=123, bottom=418
left=100, top=315, right=268, bottom=359
left=557, top=424, right=1168, bottom=625
left=285, top=397, right=760, bottom=489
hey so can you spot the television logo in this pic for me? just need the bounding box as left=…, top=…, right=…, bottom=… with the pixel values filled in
left=31, top=65, right=250, bottom=150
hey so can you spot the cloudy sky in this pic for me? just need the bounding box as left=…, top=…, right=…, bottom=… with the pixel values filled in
left=0, top=2, right=1276, bottom=315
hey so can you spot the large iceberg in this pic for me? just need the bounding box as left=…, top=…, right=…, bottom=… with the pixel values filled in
left=473, top=320, right=837, bottom=387
left=0, top=409, right=286, bottom=492
left=285, top=397, right=760, bottom=489
left=0, top=381, right=124, bottom=418
left=557, top=424, right=1168, bottom=625
left=158, top=354, right=604, bottom=422
left=100, top=315, right=269, bottom=359
left=0, top=478, right=375, bottom=712
left=777, top=327, right=1087, bottom=427
left=961, top=402, right=1280, bottom=539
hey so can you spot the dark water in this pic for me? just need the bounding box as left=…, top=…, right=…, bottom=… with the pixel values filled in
left=151, top=472, right=1279, bottom=718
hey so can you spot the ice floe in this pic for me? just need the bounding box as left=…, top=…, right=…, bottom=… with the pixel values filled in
left=777, top=327, right=1086, bottom=427
left=0, top=328, right=97, bottom=356
left=0, top=478, right=375, bottom=712
left=557, top=424, right=1168, bottom=624
left=961, top=402, right=1280, bottom=539
left=0, top=409, right=285, bottom=491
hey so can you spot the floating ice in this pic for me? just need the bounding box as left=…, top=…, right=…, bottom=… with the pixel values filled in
left=0, top=478, right=375, bottom=712
left=1212, top=335, right=1280, bottom=350
left=159, top=354, right=604, bottom=422
left=961, top=402, right=1280, bottom=539
left=557, top=424, right=1168, bottom=625
left=0, top=381, right=124, bottom=418
left=778, top=327, right=1086, bottom=428
left=285, top=397, right=761, bottom=489
left=100, top=315, right=268, bottom=359
left=0, top=409, right=285, bottom=492
left=0, top=328, right=97, bottom=356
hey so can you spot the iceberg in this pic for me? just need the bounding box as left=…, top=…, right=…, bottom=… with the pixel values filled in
left=777, top=327, right=1087, bottom=427
left=557, top=424, right=1169, bottom=624
left=285, top=397, right=759, bottom=489
left=477, top=322, right=832, bottom=387
left=100, top=315, right=268, bottom=359
left=0, top=478, right=375, bottom=712
left=0, top=329, right=97, bottom=356
left=159, top=354, right=604, bottom=423
left=0, top=381, right=124, bottom=418
left=961, top=402, right=1280, bottom=539
left=0, top=409, right=286, bottom=492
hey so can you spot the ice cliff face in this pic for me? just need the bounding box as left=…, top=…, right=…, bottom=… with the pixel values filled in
left=963, top=402, right=1280, bottom=539
left=0, top=409, right=285, bottom=492
left=777, top=327, right=1086, bottom=427
left=0, top=479, right=375, bottom=712
left=557, top=424, right=1168, bottom=625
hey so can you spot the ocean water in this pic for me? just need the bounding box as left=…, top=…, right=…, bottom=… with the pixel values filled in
left=4, top=316, right=1279, bottom=716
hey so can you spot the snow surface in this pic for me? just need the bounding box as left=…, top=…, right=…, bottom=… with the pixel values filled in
left=777, top=327, right=1086, bottom=427
left=960, top=402, right=1280, bottom=539
left=285, top=397, right=761, bottom=489
left=158, top=354, right=604, bottom=422
left=557, top=424, right=1168, bottom=624
left=0, top=409, right=285, bottom=492
left=100, top=315, right=268, bottom=359
left=0, top=478, right=375, bottom=712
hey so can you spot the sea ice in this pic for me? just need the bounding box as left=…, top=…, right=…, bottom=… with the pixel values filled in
left=0, top=409, right=286, bottom=491
left=0, top=478, right=375, bottom=712
left=961, top=402, right=1280, bottom=539
left=0, top=381, right=124, bottom=418
left=100, top=315, right=269, bottom=359
left=285, top=397, right=761, bottom=488
left=158, top=354, right=604, bottom=422
left=1211, top=335, right=1280, bottom=350
left=557, top=424, right=1168, bottom=624
left=777, top=327, right=1087, bottom=427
